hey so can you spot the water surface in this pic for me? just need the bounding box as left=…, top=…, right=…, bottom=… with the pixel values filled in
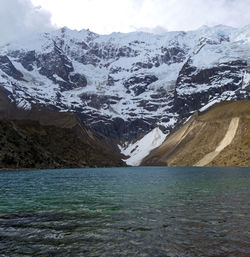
left=0, top=167, right=249, bottom=256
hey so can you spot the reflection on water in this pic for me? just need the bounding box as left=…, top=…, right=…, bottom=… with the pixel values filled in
left=0, top=167, right=249, bottom=256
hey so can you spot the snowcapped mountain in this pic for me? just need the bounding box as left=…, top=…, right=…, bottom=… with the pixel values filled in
left=0, top=25, right=250, bottom=159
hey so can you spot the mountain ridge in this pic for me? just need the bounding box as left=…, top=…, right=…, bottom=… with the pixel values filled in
left=0, top=25, right=250, bottom=165
left=0, top=89, right=125, bottom=169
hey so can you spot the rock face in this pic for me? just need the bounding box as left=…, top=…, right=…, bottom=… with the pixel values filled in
left=0, top=25, right=250, bottom=150
left=142, top=101, right=250, bottom=167
left=0, top=56, right=23, bottom=80
left=174, top=59, right=249, bottom=117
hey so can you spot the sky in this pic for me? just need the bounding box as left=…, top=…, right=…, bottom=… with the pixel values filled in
left=1, top=0, right=250, bottom=43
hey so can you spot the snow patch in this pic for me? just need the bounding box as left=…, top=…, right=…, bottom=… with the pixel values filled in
left=16, top=99, right=31, bottom=110
left=242, top=71, right=250, bottom=89
left=199, top=99, right=220, bottom=112
left=119, top=127, right=166, bottom=166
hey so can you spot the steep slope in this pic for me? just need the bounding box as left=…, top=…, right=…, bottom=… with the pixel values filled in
left=0, top=90, right=125, bottom=169
left=119, top=127, right=166, bottom=166
left=194, top=117, right=240, bottom=166
left=142, top=101, right=250, bottom=167
left=0, top=119, right=124, bottom=169
left=0, top=25, right=250, bottom=150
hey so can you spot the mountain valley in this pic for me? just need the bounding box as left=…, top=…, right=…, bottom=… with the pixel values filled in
left=0, top=25, right=250, bottom=168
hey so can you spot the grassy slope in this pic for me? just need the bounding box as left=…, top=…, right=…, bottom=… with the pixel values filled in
left=142, top=101, right=250, bottom=167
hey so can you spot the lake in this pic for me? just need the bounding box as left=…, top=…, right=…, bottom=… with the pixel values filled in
left=0, top=167, right=249, bottom=257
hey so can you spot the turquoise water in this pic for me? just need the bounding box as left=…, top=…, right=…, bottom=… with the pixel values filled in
left=0, top=167, right=249, bottom=257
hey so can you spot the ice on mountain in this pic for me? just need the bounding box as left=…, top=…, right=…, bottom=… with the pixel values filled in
left=119, top=127, right=166, bottom=166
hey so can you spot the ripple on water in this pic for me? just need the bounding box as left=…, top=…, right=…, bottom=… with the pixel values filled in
left=0, top=167, right=249, bottom=256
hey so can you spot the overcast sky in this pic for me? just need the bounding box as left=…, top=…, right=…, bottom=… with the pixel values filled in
left=1, top=0, right=250, bottom=44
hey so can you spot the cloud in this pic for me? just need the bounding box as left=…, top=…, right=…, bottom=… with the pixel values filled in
left=1, top=0, right=250, bottom=42
left=0, top=0, right=55, bottom=44
left=132, top=26, right=168, bottom=34
left=130, top=0, right=250, bottom=32
left=30, top=0, right=250, bottom=35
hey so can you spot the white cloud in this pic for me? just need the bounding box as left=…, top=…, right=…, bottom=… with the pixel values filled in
left=1, top=0, right=250, bottom=44
left=0, top=0, right=54, bottom=44
left=132, top=26, right=168, bottom=34
left=129, top=0, right=250, bottom=32
left=30, top=0, right=250, bottom=34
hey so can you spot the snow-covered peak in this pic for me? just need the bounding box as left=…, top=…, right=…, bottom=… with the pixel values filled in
left=0, top=26, right=244, bottom=75
left=0, top=32, right=54, bottom=54
left=0, top=27, right=98, bottom=55
left=0, top=25, right=236, bottom=57
left=52, top=27, right=99, bottom=42
left=232, top=25, right=250, bottom=43
left=0, top=24, right=249, bottom=158
left=196, top=24, right=235, bottom=35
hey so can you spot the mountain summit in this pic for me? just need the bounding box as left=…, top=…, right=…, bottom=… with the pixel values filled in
left=0, top=25, right=249, bottom=165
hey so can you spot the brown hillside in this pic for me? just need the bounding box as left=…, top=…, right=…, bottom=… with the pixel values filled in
left=0, top=89, right=125, bottom=169
left=0, top=119, right=125, bottom=169
left=142, top=101, right=250, bottom=167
